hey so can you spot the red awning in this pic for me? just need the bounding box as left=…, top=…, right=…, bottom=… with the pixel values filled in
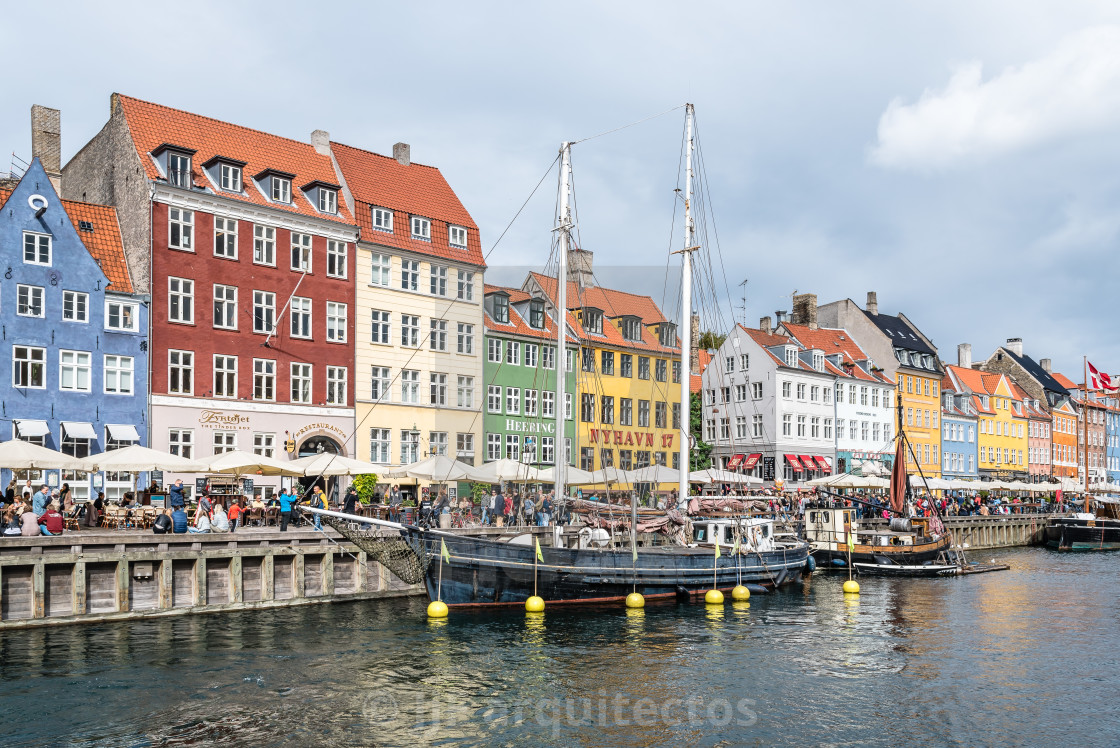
left=726, top=454, right=745, bottom=470
left=784, top=454, right=803, bottom=471
left=742, top=453, right=762, bottom=470
left=799, top=455, right=818, bottom=471
left=814, top=456, right=831, bottom=471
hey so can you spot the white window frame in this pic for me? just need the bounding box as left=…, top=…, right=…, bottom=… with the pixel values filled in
left=213, top=284, right=238, bottom=330
left=105, top=299, right=139, bottom=332
left=401, top=259, right=419, bottom=291
left=214, top=216, right=238, bottom=259
left=169, top=207, right=194, bottom=251
left=213, top=430, right=236, bottom=455
left=326, top=301, right=348, bottom=343
left=371, top=366, right=391, bottom=403
left=488, top=338, right=502, bottom=363
left=290, top=296, right=312, bottom=339
left=12, top=345, right=46, bottom=389
left=168, top=349, right=193, bottom=395
left=411, top=215, right=431, bottom=241
left=271, top=177, right=291, bottom=204
left=429, top=319, right=447, bottom=351
left=62, top=290, right=89, bottom=323
left=253, top=432, right=276, bottom=458
left=253, top=225, right=276, bottom=266
left=430, top=265, right=448, bottom=296
left=59, top=350, right=92, bottom=393
left=23, top=231, right=51, bottom=266
left=253, top=358, right=276, bottom=402
left=401, top=315, right=419, bottom=347
left=457, top=376, right=474, bottom=408
left=372, top=207, right=393, bottom=233
left=291, top=232, right=312, bottom=272
left=326, top=240, right=347, bottom=279
left=318, top=188, right=338, bottom=214
left=488, top=385, right=502, bottom=413
left=168, top=277, right=194, bottom=324
left=213, top=355, right=237, bottom=398
left=290, top=362, right=312, bottom=404
left=457, top=323, right=474, bottom=354
left=430, top=372, right=448, bottom=406
left=326, top=366, right=347, bottom=406
left=168, top=428, right=194, bottom=459
left=449, top=225, right=467, bottom=248
left=370, top=253, right=391, bottom=287
left=16, top=284, right=44, bottom=318
left=371, top=310, right=391, bottom=344
left=400, top=369, right=420, bottom=404
left=103, top=354, right=134, bottom=395
left=457, top=270, right=474, bottom=301
left=253, top=290, right=275, bottom=334
left=370, top=428, right=391, bottom=463
left=219, top=163, right=242, bottom=192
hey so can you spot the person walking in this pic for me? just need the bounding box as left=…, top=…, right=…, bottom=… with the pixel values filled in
left=308, top=485, right=326, bottom=530
left=482, top=489, right=496, bottom=526
left=389, top=485, right=403, bottom=523
left=539, top=493, right=553, bottom=527
left=343, top=486, right=359, bottom=516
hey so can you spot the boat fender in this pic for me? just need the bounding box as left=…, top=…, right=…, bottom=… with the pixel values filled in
left=745, top=584, right=768, bottom=595
left=804, top=556, right=817, bottom=573
left=675, top=585, right=691, bottom=602
left=774, top=569, right=788, bottom=587
left=830, top=558, right=847, bottom=567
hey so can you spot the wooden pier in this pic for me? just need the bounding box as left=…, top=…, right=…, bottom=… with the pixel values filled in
left=0, top=528, right=422, bottom=630
left=858, top=514, right=1049, bottom=550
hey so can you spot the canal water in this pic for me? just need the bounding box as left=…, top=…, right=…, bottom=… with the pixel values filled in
left=1, top=547, right=1117, bottom=747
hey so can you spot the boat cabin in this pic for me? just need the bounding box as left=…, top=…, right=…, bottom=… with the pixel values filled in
left=692, top=517, right=775, bottom=552
left=804, top=507, right=934, bottom=552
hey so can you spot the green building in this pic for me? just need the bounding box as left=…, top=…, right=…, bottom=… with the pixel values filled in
left=482, top=285, right=577, bottom=470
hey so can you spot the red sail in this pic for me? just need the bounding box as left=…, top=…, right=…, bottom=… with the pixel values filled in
left=889, top=435, right=907, bottom=516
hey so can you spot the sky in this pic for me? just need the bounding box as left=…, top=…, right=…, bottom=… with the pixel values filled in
left=4, top=1, right=1120, bottom=380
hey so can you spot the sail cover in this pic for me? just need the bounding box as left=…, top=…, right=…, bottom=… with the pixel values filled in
left=889, top=435, right=908, bottom=516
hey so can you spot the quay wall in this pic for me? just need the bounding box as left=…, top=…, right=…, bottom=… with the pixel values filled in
left=858, top=515, right=1049, bottom=550
left=0, top=530, right=423, bottom=630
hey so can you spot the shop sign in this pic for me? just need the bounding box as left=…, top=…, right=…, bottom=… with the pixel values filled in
left=199, top=410, right=251, bottom=431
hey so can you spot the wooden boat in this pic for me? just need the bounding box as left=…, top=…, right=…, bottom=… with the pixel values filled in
left=1046, top=498, right=1120, bottom=551
left=803, top=506, right=951, bottom=567
left=852, top=561, right=958, bottom=577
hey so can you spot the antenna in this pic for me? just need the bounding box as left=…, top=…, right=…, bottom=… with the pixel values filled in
left=737, top=278, right=749, bottom=325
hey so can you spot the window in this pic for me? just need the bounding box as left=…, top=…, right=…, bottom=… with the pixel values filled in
left=327, top=366, right=347, bottom=405
left=541, top=437, right=555, bottom=464
left=326, top=241, right=347, bottom=279
left=401, top=369, right=420, bottom=403
left=168, top=153, right=191, bottom=188
left=213, top=431, right=236, bottom=455
left=581, top=393, right=595, bottom=423
left=725, top=355, right=735, bottom=373
left=824, top=418, right=833, bottom=439
left=488, top=385, right=502, bottom=413
left=507, top=386, right=521, bottom=415
left=319, top=189, right=337, bottom=214
left=372, top=207, right=393, bottom=233
left=253, top=291, right=275, bottom=334
left=672, top=402, right=682, bottom=430
left=797, top=415, right=806, bottom=437
left=457, top=376, right=474, bottom=408
left=672, top=361, right=682, bottom=383
left=430, top=373, right=448, bottom=406
left=214, top=216, right=237, bottom=259
left=457, top=433, right=475, bottom=464
left=782, top=381, right=792, bottom=398
left=720, top=418, right=731, bottom=439
left=370, top=253, right=391, bottom=286
left=583, top=309, right=603, bottom=334
left=565, top=393, right=573, bottom=420
left=601, top=396, right=615, bottom=425
left=430, top=319, right=447, bottom=351
left=506, top=435, right=520, bottom=461
left=872, top=388, right=880, bottom=407
left=782, top=414, right=792, bottom=437
left=168, top=429, right=193, bottom=459
left=219, top=163, right=242, bottom=192
left=411, top=216, right=431, bottom=240
left=849, top=384, right=858, bottom=405
left=290, top=297, right=312, bottom=338
left=638, top=357, right=650, bottom=380
left=449, top=225, right=467, bottom=248
left=59, top=350, right=92, bottom=392
left=17, top=285, right=44, bottom=317
left=622, top=317, right=643, bottom=341
left=621, top=354, right=633, bottom=378
left=327, top=302, right=348, bottom=342
left=488, top=338, right=503, bottom=363
left=104, top=354, right=134, bottom=395
left=427, top=431, right=448, bottom=457
left=168, top=350, right=193, bottom=394
left=291, top=232, right=312, bottom=271
left=106, top=300, right=139, bottom=332
left=430, top=265, right=447, bottom=296
left=810, top=385, right=819, bottom=402
left=169, top=277, right=194, bottom=324
left=271, top=177, right=291, bottom=203
left=401, top=259, right=420, bottom=291
left=638, top=400, right=650, bottom=428
left=169, top=207, right=194, bottom=250
left=580, top=447, right=594, bottom=471
left=213, top=284, right=237, bottom=330
left=656, top=402, right=667, bottom=429
left=253, top=359, right=275, bottom=401
left=290, top=363, right=312, bottom=403
left=619, top=397, right=633, bottom=426
left=23, top=232, right=51, bottom=266
left=371, top=310, right=391, bottom=344
left=601, top=351, right=615, bottom=375
left=61, top=290, right=88, bottom=323
left=523, top=388, right=539, bottom=417
left=214, top=355, right=237, bottom=398
left=705, top=419, right=716, bottom=441
left=722, top=387, right=731, bottom=404
left=542, top=391, right=556, bottom=417
left=370, top=366, right=390, bottom=403
left=752, top=382, right=763, bottom=399
left=249, top=225, right=276, bottom=267
left=507, top=341, right=521, bottom=366
left=487, top=433, right=503, bottom=460
left=493, top=295, right=509, bottom=323
left=655, top=359, right=667, bottom=382
left=543, top=345, right=556, bottom=370
left=796, top=383, right=806, bottom=400
left=253, top=433, right=275, bottom=458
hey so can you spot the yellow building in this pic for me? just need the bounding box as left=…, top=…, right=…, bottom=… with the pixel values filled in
left=897, top=368, right=942, bottom=477
left=944, top=367, right=1030, bottom=480
left=524, top=264, right=682, bottom=472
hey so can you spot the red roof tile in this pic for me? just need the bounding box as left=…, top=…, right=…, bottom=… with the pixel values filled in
left=115, top=94, right=353, bottom=225
left=781, top=323, right=870, bottom=363
left=1052, top=372, right=1079, bottom=390
left=482, top=284, right=578, bottom=342
left=331, top=141, right=485, bottom=268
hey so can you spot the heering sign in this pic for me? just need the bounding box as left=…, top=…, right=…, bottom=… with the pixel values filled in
left=199, top=410, right=251, bottom=431
left=505, top=419, right=555, bottom=434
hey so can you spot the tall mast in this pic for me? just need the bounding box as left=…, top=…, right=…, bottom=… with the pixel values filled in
left=1084, top=356, right=1091, bottom=513
left=677, top=104, right=696, bottom=509
left=555, top=142, right=572, bottom=503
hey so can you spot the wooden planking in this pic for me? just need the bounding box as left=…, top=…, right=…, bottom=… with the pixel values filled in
left=172, top=560, right=195, bottom=608
left=274, top=555, right=294, bottom=600
left=304, top=554, right=323, bottom=597
left=206, top=558, right=230, bottom=606
left=2, top=566, right=33, bottom=620
left=242, top=557, right=263, bottom=602
left=334, top=555, right=355, bottom=594
left=46, top=566, right=73, bottom=618
left=129, top=561, right=160, bottom=612
left=86, top=563, right=118, bottom=614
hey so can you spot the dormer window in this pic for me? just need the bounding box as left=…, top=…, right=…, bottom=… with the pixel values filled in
left=254, top=169, right=295, bottom=204
left=272, top=177, right=291, bottom=203
left=812, top=351, right=824, bottom=372
left=982, top=395, right=990, bottom=409
left=529, top=299, right=545, bottom=329
left=582, top=308, right=603, bottom=335
left=152, top=144, right=197, bottom=189
left=411, top=216, right=431, bottom=241
left=493, top=294, right=509, bottom=324
left=372, top=207, right=393, bottom=233
left=319, top=188, right=337, bottom=214
left=220, top=164, right=242, bottom=192
left=784, top=347, right=798, bottom=367
left=301, top=180, right=342, bottom=216
left=621, top=316, right=643, bottom=342
left=449, top=225, right=467, bottom=248
left=659, top=322, right=677, bottom=348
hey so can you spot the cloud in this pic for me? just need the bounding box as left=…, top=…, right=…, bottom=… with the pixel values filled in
left=870, top=26, right=1120, bottom=171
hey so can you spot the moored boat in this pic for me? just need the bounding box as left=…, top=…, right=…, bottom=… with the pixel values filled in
left=803, top=506, right=951, bottom=567
left=1046, top=499, right=1120, bottom=550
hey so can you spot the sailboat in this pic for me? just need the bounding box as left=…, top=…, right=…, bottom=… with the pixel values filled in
left=306, top=105, right=811, bottom=607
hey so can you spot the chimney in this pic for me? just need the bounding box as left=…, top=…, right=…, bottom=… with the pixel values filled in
left=759, top=316, right=772, bottom=335
left=774, top=310, right=787, bottom=325
left=393, top=142, right=411, bottom=166
left=690, top=313, right=701, bottom=375
left=865, top=291, right=878, bottom=316
left=566, top=248, right=595, bottom=288
left=311, top=129, right=331, bottom=156
left=31, top=105, right=62, bottom=192
left=1005, top=337, right=1023, bottom=357
left=792, top=293, right=818, bottom=330
left=957, top=343, right=972, bottom=370
left=1040, top=358, right=1052, bottom=373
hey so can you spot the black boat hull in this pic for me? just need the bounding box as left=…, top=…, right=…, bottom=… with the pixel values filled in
left=1045, top=517, right=1120, bottom=551
left=416, top=530, right=812, bottom=607
left=812, top=539, right=949, bottom=568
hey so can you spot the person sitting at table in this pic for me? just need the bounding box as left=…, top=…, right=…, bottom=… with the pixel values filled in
left=188, top=508, right=211, bottom=533
left=171, top=506, right=189, bottom=534
left=211, top=500, right=231, bottom=532
left=21, top=504, right=41, bottom=536
left=37, top=501, right=65, bottom=536
left=152, top=509, right=173, bottom=534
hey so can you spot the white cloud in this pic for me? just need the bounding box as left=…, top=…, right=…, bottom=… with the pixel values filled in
left=870, top=26, right=1120, bottom=171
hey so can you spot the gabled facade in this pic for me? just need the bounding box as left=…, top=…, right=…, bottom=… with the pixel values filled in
left=1050, top=398, right=1079, bottom=478
left=944, top=366, right=1029, bottom=481
left=978, top=337, right=1069, bottom=408
left=64, top=95, right=358, bottom=499
left=1012, top=383, right=1052, bottom=482
left=329, top=140, right=486, bottom=473
left=481, top=285, right=577, bottom=468
left=1, top=158, right=147, bottom=501
left=940, top=375, right=978, bottom=480
left=1066, top=382, right=1108, bottom=485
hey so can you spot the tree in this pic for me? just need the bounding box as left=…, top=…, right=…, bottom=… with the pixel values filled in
left=697, top=330, right=726, bottom=350
left=351, top=474, right=380, bottom=505
left=689, top=392, right=713, bottom=470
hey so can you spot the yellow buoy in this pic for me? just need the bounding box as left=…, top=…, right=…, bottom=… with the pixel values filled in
left=525, top=595, right=545, bottom=613
left=704, top=589, right=725, bottom=605
left=625, top=592, right=645, bottom=609
left=427, top=600, right=449, bottom=618
left=842, top=580, right=860, bottom=594
left=731, top=585, right=750, bottom=601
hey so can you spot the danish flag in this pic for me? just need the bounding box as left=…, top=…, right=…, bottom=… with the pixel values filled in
left=1087, top=360, right=1117, bottom=392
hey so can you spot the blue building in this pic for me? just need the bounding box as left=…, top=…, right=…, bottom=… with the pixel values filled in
left=941, top=379, right=979, bottom=482
left=1106, top=397, right=1120, bottom=485
left=1, top=159, right=148, bottom=502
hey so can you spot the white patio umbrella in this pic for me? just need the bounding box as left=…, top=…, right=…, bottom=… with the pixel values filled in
left=536, top=465, right=598, bottom=485
left=289, top=452, right=386, bottom=478
left=588, top=466, right=640, bottom=485
left=629, top=464, right=681, bottom=484
left=203, top=450, right=305, bottom=477
left=701, top=468, right=763, bottom=485
left=384, top=455, right=476, bottom=482
left=466, top=459, right=548, bottom=483
left=0, top=439, right=88, bottom=471
left=79, top=444, right=207, bottom=473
